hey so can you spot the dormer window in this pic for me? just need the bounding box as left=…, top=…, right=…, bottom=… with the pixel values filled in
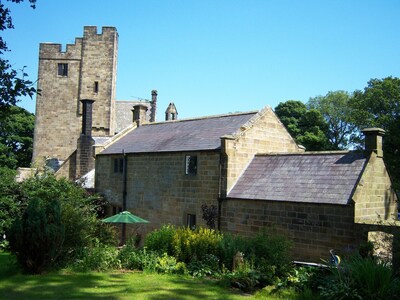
left=185, top=155, right=197, bottom=175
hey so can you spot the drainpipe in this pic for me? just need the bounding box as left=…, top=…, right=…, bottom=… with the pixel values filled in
left=122, top=149, right=128, bottom=244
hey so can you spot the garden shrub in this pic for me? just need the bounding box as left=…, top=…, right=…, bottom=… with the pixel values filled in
left=246, top=230, right=293, bottom=278
left=173, top=226, right=222, bottom=263
left=144, top=224, right=175, bottom=255
left=9, top=197, right=65, bottom=274
left=219, top=233, right=248, bottom=270
left=187, top=253, right=220, bottom=277
left=318, top=254, right=400, bottom=300
left=72, top=240, right=121, bottom=272
left=156, top=253, right=187, bottom=275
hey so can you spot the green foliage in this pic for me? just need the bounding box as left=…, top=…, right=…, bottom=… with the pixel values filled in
left=219, top=233, right=248, bottom=270
left=353, top=76, right=400, bottom=191
left=318, top=255, right=399, bottom=300
left=5, top=173, right=115, bottom=272
left=275, top=100, right=331, bottom=151
left=8, top=197, right=65, bottom=274
left=187, top=254, right=220, bottom=277
left=246, top=230, right=293, bottom=278
left=156, top=253, right=187, bottom=275
left=0, top=106, right=35, bottom=168
left=144, top=224, right=175, bottom=255
left=72, top=240, right=121, bottom=272
left=0, top=167, right=20, bottom=243
left=173, top=226, right=223, bottom=263
left=308, top=91, right=361, bottom=149
left=0, top=1, right=37, bottom=109
left=225, top=261, right=262, bottom=293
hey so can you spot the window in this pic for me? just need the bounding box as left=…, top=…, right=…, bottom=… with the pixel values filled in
left=94, top=81, right=99, bottom=93
left=113, top=158, right=124, bottom=173
left=112, top=206, right=122, bottom=215
left=186, top=214, right=196, bottom=229
left=57, top=63, right=68, bottom=76
left=185, top=155, right=197, bottom=175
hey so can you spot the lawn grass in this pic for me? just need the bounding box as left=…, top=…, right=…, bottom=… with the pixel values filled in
left=0, top=252, right=296, bottom=300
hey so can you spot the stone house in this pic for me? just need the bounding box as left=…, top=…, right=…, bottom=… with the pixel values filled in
left=95, top=106, right=398, bottom=261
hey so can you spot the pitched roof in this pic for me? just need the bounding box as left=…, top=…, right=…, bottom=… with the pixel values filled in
left=99, top=112, right=257, bottom=155
left=227, top=152, right=367, bottom=205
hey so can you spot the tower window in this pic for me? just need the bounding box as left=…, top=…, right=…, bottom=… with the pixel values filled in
left=94, top=81, right=99, bottom=93
left=57, top=63, right=68, bottom=77
left=185, top=155, right=197, bottom=175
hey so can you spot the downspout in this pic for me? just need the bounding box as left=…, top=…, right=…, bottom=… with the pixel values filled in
left=122, top=149, right=128, bottom=244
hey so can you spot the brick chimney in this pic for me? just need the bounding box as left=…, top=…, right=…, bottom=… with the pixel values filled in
left=165, top=102, right=178, bottom=121
left=362, top=128, right=385, bottom=157
left=76, top=99, right=95, bottom=179
left=150, top=90, right=157, bottom=122
left=132, top=104, right=148, bottom=126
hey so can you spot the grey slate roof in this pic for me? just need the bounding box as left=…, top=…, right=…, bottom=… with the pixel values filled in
left=100, top=112, right=257, bottom=155
left=115, top=100, right=151, bottom=133
left=227, top=152, right=367, bottom=205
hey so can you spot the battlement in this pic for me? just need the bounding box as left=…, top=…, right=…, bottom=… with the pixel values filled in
left=83, top=26, right=118, bottom=39
left=39, top=38, right=83, bottom=58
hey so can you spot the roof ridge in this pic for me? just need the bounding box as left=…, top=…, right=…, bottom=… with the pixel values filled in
left=141, top=110, right=259, bottom=126
left=255, top=150, right=365, bottom=157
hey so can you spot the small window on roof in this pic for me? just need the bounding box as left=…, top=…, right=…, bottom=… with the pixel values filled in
left=185, top=155, right=197, bottom=175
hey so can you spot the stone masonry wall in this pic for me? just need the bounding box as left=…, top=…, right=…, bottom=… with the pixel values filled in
left=221, top=107, right=302, bottom=195
left=353, top=152, right=398, bottom=223
left=96, top=151, right=221, bottom=235
left=32, top=26, right=117, bottom=166
left=220, top=199, right=365, bottom=261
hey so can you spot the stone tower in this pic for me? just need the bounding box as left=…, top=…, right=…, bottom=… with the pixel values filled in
left=32, top=26, right=118, bottom=166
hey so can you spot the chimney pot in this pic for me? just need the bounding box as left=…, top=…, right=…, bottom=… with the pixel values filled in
left=362, top=128, right=385, bottom=157
left=150, top=90, right=157, bottom=122
left=132, top=104, right=148, bottom=126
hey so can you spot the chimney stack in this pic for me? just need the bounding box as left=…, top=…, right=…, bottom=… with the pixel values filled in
left=76, top=99, right=95, bottom=179
left=150, top=90, right=157, bottom=122
left=362, top=128, right=385, bottom=157
left=132, top=104, right=148, bottom=126
left=81, top=99, right=95, bottom=136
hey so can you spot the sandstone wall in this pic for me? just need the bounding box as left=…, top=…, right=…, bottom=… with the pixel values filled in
left=220, top=199, right=365, bottom=261
left=96, top=151, right=221, bottom=234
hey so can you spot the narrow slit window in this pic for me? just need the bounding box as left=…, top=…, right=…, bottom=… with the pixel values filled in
left=94, top=81, right=99, bottom=93
left=185, top=155, right=197, bottom=175
left=57, top=63, right=68, bottom=76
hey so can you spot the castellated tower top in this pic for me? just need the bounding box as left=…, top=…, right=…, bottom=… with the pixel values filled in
left=33, top=26, right=119, bottom=169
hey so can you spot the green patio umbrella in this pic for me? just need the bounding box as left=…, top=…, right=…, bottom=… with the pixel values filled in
left=102, top=211, right=150, bottom=224
left=102, top=211, right=149, bottom=245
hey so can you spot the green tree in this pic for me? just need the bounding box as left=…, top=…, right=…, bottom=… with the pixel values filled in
left=6, top=173, right=116, bottom=272
left=308, top=91, right=361, bottom=149
left=353, top=77, right=400, bottom=191
left=275, top=100, right=331, bottom=151
left=9, top=197, right=65, bottom=274
left=0, top=105, right=35, bottom=169
left=0, top=0, right=37, bottom=108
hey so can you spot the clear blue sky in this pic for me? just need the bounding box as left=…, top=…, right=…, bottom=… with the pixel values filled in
left=4, top=0, right=400, bottom=120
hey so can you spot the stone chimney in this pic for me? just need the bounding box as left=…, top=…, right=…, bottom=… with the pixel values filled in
left=165, top=102, right=178, bottom=121
left=76, top=99, right=95, bottom=179
left=132, top=104, right=148, bottom=126
left=362, top=128, right=385, bottom=157
left=150, top=90, right=157, bottom=122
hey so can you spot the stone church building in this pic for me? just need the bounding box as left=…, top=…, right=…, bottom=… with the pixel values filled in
left=32, top=26, right=398, bottom=261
